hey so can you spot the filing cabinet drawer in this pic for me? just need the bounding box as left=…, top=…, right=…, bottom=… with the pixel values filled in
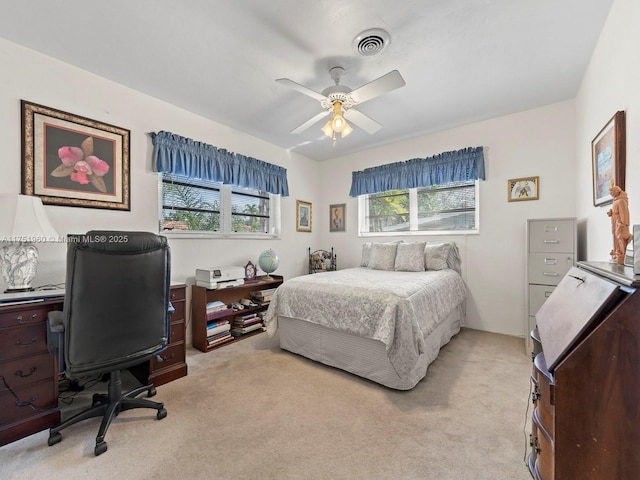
left=170, top=287, right=186, bottom=302
left=169, top=320, right=185, bottom=344
left=170, top=300, right=185, bottom=324
left=528, top=253, right=574, bottom=286
left=150, top=342, right=184, bottom=370
left=529, top=285, right=556, bottom=315
left=529, top=220, right=576, bottom=253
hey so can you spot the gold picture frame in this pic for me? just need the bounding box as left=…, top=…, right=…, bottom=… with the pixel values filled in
left=21, top=100, right=130, bottom=210
left=508, top=176, right=539, bottom=202
left=296, top=200, right=312, bottom=232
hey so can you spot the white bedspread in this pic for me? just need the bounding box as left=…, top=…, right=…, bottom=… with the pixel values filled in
left=264, top=267, right=466, bottom=379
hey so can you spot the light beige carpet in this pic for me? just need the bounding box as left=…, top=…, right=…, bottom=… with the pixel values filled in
left=0, top=328, right=533, bottom=480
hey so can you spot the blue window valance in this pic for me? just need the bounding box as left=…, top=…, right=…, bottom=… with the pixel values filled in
left=151, top=131, right=289, bottom=196
left=349, top=146, right=485, bottom=197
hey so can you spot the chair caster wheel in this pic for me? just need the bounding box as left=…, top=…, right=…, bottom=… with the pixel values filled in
left=95, top=441, right=108, bottom=456
left=157, top=408, right=167, bottom=420
left=48, top=432, right=62, bottom=446
left=148, top=387, right=157, bottom=397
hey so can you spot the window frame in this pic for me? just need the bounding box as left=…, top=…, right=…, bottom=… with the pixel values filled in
left=357, top=181, right=480, bottom=237
left=158, top=173, right=281, bottom=240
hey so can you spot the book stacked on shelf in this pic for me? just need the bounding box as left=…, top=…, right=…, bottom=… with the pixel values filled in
left=206, top=300, right=233, bottom=321
left=250, top=288, right=277, bottom=305
left=207, top=318, right=233, bottom=347
left=231, top=311, right=264, bottom=337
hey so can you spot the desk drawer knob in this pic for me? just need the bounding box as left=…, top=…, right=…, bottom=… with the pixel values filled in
left=15, top=337, right=37, bottom=347
left=15, top=313, right=39, bottom=324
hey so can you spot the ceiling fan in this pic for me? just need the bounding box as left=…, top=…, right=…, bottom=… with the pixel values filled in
left=276, top=66, right=405, bottom=143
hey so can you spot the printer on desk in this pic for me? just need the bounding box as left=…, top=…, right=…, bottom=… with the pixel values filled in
left=195, top=266, right=245, bottom=289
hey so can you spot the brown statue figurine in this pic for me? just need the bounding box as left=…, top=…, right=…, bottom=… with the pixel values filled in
left=607, top=180, right=632, bottom=265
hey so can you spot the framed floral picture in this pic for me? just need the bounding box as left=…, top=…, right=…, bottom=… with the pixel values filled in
left=21, top=100, right=130, bottom=210
left=329, top=203, right=346, bottom=232
left=296, top=200, right=312, bottom=232
left=592, top=111, right=626, bottom=207
left=508, top=176, right=539, bottom=202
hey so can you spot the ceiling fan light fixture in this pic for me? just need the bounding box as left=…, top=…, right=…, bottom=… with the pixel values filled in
left=341, top=122, right=353, bottom=138
left=321, top=120, right=333, bottom=138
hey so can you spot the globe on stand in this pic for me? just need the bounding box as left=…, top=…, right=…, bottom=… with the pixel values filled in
left=258, top=249, right=280, bottom=279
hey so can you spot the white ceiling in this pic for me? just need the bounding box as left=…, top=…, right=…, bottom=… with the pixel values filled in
left=0, top=1, right=613, bottom=161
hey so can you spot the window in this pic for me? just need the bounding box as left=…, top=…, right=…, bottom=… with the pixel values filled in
left=358, top=181, right=478, bottom=236
left=159, top=173, right=280, bottom=238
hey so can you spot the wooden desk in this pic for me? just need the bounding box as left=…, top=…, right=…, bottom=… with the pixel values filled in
left=0, top=284, right=187, bottom=447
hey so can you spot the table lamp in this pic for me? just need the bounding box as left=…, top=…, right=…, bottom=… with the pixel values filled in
left=0, top=194, right=59, bottom=293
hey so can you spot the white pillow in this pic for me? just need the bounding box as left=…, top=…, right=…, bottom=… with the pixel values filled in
left=395, top=241, right=426, bottom=272
left=360, top=242, right=373, bottom=267
left=424, top=243, right=451, bottom=271
left=369, top=243, right=398, bottom=271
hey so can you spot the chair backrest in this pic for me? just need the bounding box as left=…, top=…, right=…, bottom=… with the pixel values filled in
left=63, top=231, right=171, bottom=377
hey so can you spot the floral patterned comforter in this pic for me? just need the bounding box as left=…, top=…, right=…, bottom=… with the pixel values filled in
left=264, top=267, right=466, bottom=379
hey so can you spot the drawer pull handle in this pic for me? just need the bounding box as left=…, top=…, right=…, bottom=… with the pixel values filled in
left=544, top=258, right=557, bottom=265
left=159, top=353, right=175, bottom=362
left=15, top=337, right=37, bottom=347
left=543, top=272, right=559, bottom=277
left=15, top=313, right=39, bottom=324
left=531, top=386, right=540, bottom=403
left=543, top=239, right=559, bottom=244
left=544, top=226, right=558, bottom=232
left=15, top=367, right=37, bottom=378
left=529, top=434, right=541, bottom=454
left=16, top=396, right=37, bottom=408
left=544, top=291, right=553, bottom=298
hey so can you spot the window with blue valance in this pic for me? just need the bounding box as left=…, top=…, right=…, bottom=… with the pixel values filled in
left=150, top=131, right=289, bottom=196
left=349, top=146, right=485, bottom=197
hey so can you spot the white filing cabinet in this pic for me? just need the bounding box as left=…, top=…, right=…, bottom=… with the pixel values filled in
left=525, top=217, right=577, bottom=355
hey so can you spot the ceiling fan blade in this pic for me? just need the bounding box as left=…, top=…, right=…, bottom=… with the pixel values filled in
left=349, top=70, right=406, bottom=104
left=276, top=78, right=327, bottom=102
left=343, top=108, right=382, bottom=134
left=290, top=110, right=331, bottom=134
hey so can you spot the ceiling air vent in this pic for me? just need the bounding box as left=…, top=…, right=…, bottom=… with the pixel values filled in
left=353, top=28, right=390, bottom=56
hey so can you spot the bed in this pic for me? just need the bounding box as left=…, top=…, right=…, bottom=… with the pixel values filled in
left=264, top=241, right=466, bottom=390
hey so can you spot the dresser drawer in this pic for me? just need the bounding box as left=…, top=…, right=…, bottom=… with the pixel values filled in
left=0, top=306, right=51, bottom=329
left=169, top=320, right=185, bottom=344
left=529, top=285, right=556, bottom=315
left=528, top=253, right=574, bottom=286
left=150, top=342, right=184, bottom=370
left=0, top=380, right=57, bottom=424
left=170, top=300, right=185, bottom=323
left=0, top=352, right=55, bottom=391
left=529, top=220, right=575, bottom=253
left=0, top=324, right=48, bottom=360
left=532, top=408, right=554, bottom=480
left=170, top=286, right=186, bottom=302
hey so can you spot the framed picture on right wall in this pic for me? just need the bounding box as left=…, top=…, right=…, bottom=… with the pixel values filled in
left=592, top=110, right=626, bottom=207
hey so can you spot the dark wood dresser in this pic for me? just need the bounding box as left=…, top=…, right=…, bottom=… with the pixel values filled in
left=0, top=298, right=62, bottom=447
left=528, top=261, right=640, bottom=479
left=0, top=284, right=187, bottom=447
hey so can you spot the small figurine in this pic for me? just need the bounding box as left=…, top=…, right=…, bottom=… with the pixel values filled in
left=607, top=179, right=632, bottom=265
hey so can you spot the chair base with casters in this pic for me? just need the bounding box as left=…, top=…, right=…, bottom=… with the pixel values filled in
left=48, top=370, right=167, bottom=456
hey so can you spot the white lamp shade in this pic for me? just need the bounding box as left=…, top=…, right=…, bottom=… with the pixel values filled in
left=0, top=194, right=59, bottom=240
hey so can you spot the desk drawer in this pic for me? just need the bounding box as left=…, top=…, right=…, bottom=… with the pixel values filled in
left=169, top=321, right=185, bottom=344
left=0, top=306, right=51, bottom=329
left=171, top=301, right=185, bottom=323
left=0, top=352, right=55, bottom=391
left=170, top=287, right=186, bottom=302
left=150, top=342, right=184, bottom=370
left=0, top=324, right=48, bottom=360
left=0, top=380, right=57, bottom=424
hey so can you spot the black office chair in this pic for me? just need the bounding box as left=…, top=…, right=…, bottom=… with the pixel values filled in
left=46, top=231, right=172, bottom=456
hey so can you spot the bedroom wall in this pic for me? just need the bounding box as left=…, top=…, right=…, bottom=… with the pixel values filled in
left=317, top=101, right=577, bottom=337
left=0, top=38, right=320, bottom=332
left=575, top=0, right=640, bottom=261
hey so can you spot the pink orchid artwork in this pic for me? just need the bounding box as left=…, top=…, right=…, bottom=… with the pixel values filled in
left=52, top=136, right=110, bottom=193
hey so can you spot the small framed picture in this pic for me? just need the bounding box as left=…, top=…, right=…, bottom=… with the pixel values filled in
left=329, top=203, right=346, bottom=232
left=508, top=176, right=539, bottom=202
left=296, top=200, right=312, bottom=232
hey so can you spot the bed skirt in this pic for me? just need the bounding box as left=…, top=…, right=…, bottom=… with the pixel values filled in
left=278, top=302, right=464, bottom=390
